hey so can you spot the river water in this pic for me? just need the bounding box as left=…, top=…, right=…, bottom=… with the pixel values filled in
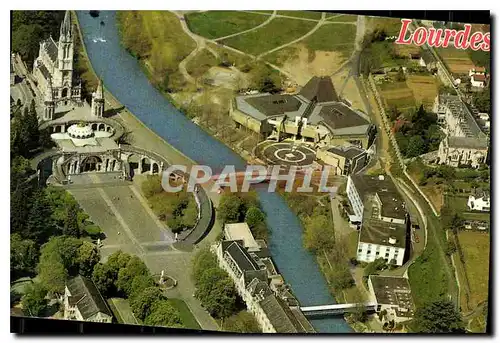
left=77, top=11, right=351, bottom=333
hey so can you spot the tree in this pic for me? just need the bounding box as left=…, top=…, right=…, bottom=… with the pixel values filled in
left=25, top=190, right=57, bottom=243
left=223, top=311, right=261, bottom=333
left=245, top=206, right=265, bottom=229
left=92, top=263, right=116, bottom=296
left=192, top=247, right=218, bottom=283
left=303, top=215, right=335, bottom=252
left=62, top=202, right=81, bottom=237
left=38, top=258, right=67, bottom=295
left=218, top=194, right=242, bottom=224
left=10, top=234, right=38, bottom=278
left=130, top=286, right=165, bottom=321
left=130, top=275, right=157, bottom=299
left=116, top=256, right=150, bottom=296
left=412, top=300, right=465, bottom=333
left=21, top=283, right=48, bottom=317
left=144, top=300, right=183, bottom=328
left=106, top=250, right=132, bottom=275
left=405, top=135, right=427, bottom=158
left=363, top=258, right=387, bottom=277
left=195, top=267, right=237, bottom=318
left=75, top=241, right=100, bottom=278
left=396, top=67, right=405, bottom=82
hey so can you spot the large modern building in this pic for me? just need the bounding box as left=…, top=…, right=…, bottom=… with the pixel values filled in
left=346, top=174, right=409, bottom=266
left=64, top=275, right=113, bottom=323
left=316, top=145, right=368, bottom=176
left=434, top=94, right=489, bottom=167
left=230, top=76, right=376, bottom=150
left=214, top=223, right=314, bottom=333
left=367, top=275, right=415, bottom=323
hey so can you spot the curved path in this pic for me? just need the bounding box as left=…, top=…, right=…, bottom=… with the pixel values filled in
left=213, top=10, right=277, bottom=42
left=258, top=12, right=326, bottom=59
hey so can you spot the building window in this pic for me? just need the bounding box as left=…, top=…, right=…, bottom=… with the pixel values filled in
left=376, top=252, right=380, bottom=255
left=358, top=249, right=362, bottom=253
left=367, top=250, right=371, bottom=254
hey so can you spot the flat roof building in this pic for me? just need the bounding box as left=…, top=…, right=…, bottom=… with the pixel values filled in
left=368, top=275, right=415, bottom=322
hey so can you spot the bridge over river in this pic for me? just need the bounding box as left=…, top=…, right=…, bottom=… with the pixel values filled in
left=77, top=11, right=353, bottom=333
left=301, top=302, right=378, bottom=317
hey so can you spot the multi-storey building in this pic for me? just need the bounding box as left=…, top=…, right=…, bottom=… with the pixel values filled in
left=214, top=223, right=314, bottom=333
left=346, top=174, right=409, bottom=266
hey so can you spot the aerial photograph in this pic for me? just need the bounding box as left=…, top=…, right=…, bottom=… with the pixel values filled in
left=10, top=10, right=491, bottom=334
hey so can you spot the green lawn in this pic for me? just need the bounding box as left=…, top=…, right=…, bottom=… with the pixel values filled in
left=168, top=298, right=201, bottom=330
left=462, top=212, right=490, bottom=222
left=457, top=231, right=490, bottom=309
left=108, top=298, right=138, bottom=324
left=185, top=11, right=269, bottom=40
left=408, top=237, right=449, bottom=308
left=326, top=14, right=358, bottom=22
left=186, top=48, right=220, bottom=79
left=221, top=17, right=316, bottom=56
left=278, top=11, right=323, bottom=20
left=303, top=24, right=356, bottom=50
left=445, top=194, right=468, bottom=212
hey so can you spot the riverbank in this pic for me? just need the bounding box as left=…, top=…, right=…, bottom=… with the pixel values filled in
left=77, top=11, right=352, bottom=333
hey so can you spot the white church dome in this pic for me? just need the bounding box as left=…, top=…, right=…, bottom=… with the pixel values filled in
left=67, top=123, right=94, bottom=139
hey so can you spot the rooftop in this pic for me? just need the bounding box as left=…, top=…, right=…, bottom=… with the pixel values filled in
left=350, top=174, right=407, bottom=220
left=369, top=275, right=415, bottom=318
left=66, top=275, right=112, bottom=320
left=259, top=293, right=311, bottom=333
left=43, top=37, right=58, bottom=63
left=299, top=76, right=340, bottom=103
left=224, top=223, right=260, bottom=251
left=315, top=103, right=370, bottom=130
left=327, top=145, right=365, bottom=160
left=223, top=240, right=260, bottom=272
left=447, top=136, right=488, bottom=150
left=471, top=188, right=490, bottom=200
left=438, top=94, right=486, bottom=139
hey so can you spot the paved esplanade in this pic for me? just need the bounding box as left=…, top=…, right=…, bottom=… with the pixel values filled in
left=77, top=11, right=352, bottom=333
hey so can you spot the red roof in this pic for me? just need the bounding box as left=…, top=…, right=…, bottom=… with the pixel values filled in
left=473, top=74, right=486, bottom=82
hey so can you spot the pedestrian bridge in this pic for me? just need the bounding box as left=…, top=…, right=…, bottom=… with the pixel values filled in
left=300, top=302, right=378, bottom=317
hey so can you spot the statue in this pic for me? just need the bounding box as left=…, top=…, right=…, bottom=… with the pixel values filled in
left=159, top=270, right=165, bottom=284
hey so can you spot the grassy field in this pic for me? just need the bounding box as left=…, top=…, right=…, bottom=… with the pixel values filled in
left=393, top=43, right=421, bottom=57
left=457, top=231, right=490, bottom=309
left=277, top=10, right=323, bottom=20
left=444, top=194, right=468, bottom=212
left=408, top=233, right=449, bottom=308
left=367, top=16, right=403, bottom=36
left=168, top=298, right=202, bottom=330
left=326, top=14, right=358, bottom=22
left=185, top=11, right=268, bottom=40
left=406, top=75, right=439, bottom=108
left=436, top=47, right=476, bottom=75
left=206, top=42, right=254, bottom=69
left=221, top=17, right=316, bottom=56
left=186, top=48, right=220, bottom=79
left=117, top=11, right=196, bottom=84
left=379, top=81, right=416, bottom=111
left=108, top=298, right=138, bottom=324
left=303, top=24, right=356, bottom=50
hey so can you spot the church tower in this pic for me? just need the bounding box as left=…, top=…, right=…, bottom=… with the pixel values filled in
left=55, top=11, right=74, bottom=101
left=91, top=79, right=105, bottom=117
left=44, top=80, right=55, bottom=121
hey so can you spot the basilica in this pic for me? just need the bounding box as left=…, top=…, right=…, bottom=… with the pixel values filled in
left=30, top=11, right=166, bottom=185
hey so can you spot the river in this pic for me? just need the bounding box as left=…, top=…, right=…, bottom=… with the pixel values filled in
left=76, top=10, right=352, bottom=333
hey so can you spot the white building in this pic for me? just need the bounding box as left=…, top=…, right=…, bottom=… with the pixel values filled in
left=368, top=275, right=415, bottom=323
left=32, top=11, right=82, bottom=105
left=467, top=189, right=490, bottom=212
left=346, top=174, right=408, bottom=266
left=214, top=224, right=314, bottom=333
left=63, top=275, right=113, bottom=323
left=471, top=74, right=486, bottom=88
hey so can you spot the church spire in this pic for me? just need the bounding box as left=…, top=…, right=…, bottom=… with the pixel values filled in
left=91, top=79, right=105, bottom=117
left=96, top=78, right=104, bottom=100
left=60, top=10, right=72, bottom=39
